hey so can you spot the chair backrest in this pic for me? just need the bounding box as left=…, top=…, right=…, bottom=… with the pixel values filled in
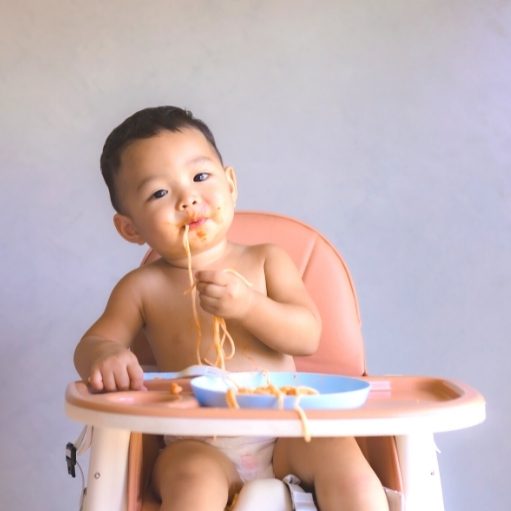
left=134, top=211, right=366, bottom=376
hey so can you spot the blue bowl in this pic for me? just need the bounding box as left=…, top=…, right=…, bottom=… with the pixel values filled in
left=191, top=371, right=370, bottom=410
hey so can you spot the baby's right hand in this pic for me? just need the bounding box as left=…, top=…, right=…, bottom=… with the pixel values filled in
left=88, top=345, right=145, bottom=392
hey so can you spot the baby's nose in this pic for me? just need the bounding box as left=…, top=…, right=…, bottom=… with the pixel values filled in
left=178, top=197, right=199, bottom=210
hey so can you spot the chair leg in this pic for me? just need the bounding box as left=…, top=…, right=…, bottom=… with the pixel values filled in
left=395, top=433, right=444, bottom=511
left=83, top=427, right=131, bottom=511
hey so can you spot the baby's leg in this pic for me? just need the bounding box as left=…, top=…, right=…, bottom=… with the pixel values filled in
left=273, top=436, right=389, bottom=511
left=153, top=439, right=242, bottom=511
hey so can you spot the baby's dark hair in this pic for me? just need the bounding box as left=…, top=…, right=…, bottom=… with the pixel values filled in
left=100, top=106, right=223, bottom=212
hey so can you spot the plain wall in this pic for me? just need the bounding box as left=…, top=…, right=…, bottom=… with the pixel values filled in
left=1, top=1, right=509, bottom=509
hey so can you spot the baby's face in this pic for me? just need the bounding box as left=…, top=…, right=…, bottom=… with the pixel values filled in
left=115, top=128, right=237, bottom=261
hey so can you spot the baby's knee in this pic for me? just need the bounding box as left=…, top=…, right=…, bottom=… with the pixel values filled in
left=315, top=459, right=389, bottom=511
left=153, top=440, right=240, bottom=498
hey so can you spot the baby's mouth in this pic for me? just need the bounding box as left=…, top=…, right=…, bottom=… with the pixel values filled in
left=187, top=216, right=207, bottom=229
left=182, top=216, right=209, bottom=241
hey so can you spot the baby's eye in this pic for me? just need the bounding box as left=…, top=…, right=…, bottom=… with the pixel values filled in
left=151, top=189, right=168, bottom=200
left=193, top=172, right=210, bottom=182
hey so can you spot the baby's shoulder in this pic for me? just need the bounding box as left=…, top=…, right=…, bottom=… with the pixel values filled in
left=114, top=259, right=170, bottom=291
left=237, top=242, right=300, bottom=279
left=236, top=241, right=286, bottom=261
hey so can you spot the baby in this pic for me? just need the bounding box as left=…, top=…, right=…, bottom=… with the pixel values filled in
left=74, top=106, right=388, bottom=511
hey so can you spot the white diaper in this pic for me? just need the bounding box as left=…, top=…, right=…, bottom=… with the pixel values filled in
left=164, top=435, right=275, bottom=482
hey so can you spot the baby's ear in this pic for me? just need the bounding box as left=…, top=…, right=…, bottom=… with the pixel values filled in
left=113, top=214, right=145, bottom=245
left=224, top=166, right=238, bottom=202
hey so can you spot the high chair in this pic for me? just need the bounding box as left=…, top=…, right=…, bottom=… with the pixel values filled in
left=65, top=211, right=485, bottom=511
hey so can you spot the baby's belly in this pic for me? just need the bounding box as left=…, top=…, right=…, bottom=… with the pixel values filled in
left=225, top=352, right=296, bottom=373
left=148, top=330, right=296, bottom=373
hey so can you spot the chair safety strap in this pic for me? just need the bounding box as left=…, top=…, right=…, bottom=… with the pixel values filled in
left=66, top=426, right=93, bottom=478
left=282, top=475, right=318, bottom=511
left=74, top=426, right=94, bottom=455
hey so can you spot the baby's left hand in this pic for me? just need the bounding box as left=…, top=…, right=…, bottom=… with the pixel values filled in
left=195, top=269, right=253, bottom=318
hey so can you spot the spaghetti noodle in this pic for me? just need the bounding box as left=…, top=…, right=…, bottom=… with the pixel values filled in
left=183, top=225, right=203, bottom=365
left=293, top=395, right=312, bottom=442
left=182, top=225, right=315, bottom=441
left=182, top=225, right=247, bottom=369
left=226, top=373, right=318, bottom=442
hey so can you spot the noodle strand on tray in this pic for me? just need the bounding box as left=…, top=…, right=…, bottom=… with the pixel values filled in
left=227, top=372, right=318, bottom=441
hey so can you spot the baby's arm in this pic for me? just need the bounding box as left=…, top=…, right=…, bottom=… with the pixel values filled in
left=196, top=245, right=321, bottom=356
left=74, top=273, right=145, bottom=392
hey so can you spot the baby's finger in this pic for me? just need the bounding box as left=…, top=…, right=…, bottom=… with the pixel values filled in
left=113, top=368, right=132, bottom=391
left=127, top=362, right=145, bottom=390
left=196, top=281, right=224, bottom=298
left=88, top=369, right=104, bottom=392
left=198, top=294, right=221, bottom=311
left=100, top=370, right=118, bottom=392
left=195, top=270, right=229, bottom=285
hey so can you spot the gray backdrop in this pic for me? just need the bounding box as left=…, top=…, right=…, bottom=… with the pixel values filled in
left=1, top=1, right=509, bottom=509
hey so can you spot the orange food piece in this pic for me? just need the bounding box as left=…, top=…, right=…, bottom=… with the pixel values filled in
left=169, top=382, right=183, bottom=395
